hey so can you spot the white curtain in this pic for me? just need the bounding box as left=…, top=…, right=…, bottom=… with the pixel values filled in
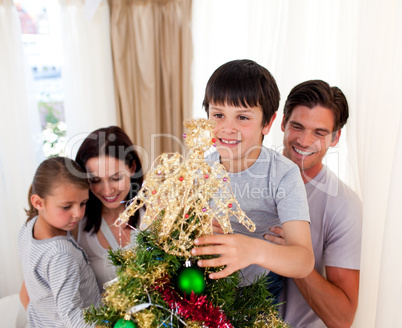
left=354, top=0, right=402, bottom=326
left=192, top=0, right=402, bottom=326
left=59, top=0, right=117, bottom=158
left=192, top=0, right=354, bottom=181
left=0, top=0, right=117, bottom=297
left=0, top=0, right=43, bottom=297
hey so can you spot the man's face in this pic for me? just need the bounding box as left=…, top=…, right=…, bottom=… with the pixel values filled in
left=282, top=105, right=340, bottom=182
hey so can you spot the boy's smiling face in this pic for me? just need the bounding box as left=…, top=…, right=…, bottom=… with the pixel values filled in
left=209, top=102, right=275, bottom=173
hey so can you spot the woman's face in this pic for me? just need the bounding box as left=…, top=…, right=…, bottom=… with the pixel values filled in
left=85, top=155, right=135, bottom=210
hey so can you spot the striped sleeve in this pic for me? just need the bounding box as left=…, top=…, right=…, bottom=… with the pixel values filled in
left=47, top=253, right=95, bottom=328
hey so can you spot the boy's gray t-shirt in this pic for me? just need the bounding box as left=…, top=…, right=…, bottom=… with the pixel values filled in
left=206, top=146, right=310, bottom=285
left=280, top=165, right=362, bottom=327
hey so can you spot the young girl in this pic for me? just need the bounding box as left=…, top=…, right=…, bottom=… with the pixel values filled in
left=18, top=157, right=100, bottom=328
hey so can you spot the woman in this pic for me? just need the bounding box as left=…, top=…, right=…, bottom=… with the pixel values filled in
left=75, top=126, right=144, bottom=292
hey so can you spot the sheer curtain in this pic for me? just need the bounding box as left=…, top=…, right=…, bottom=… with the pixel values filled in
left=0, top=0, right=43, bottom=297
left=192, top=0, right=402, bottom=326
left=193, top=0, right=353, bottom=181
left=59, top=0, right=117, bottom=158
left=0, top=0, right=117, bottom=297
left=353, top=0, right=402, bottom=326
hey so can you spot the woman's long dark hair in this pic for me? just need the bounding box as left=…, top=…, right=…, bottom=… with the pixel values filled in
left=75, top=126, right=143, bottom=234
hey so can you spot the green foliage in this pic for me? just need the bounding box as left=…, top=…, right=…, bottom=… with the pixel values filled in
left=84, top=304, right=122, bottom=328
left=38, top=97, right=67, bottom=157
left=42, top=121, right=67, bottom=157
left=39, top=100, right=60, bottom=124
left=229, top=277, right=275, bottom=327
left=84, top=229, right=288, bottom=328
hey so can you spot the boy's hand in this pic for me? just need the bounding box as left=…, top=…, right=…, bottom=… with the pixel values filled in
left=264, top=226, right=285, bottom=246
left=212, top=218, right=224, bottom=234
left=192, top=234, right=258, bottom=279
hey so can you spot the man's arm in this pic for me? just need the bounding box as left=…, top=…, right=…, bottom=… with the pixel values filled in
left=265, top=227, right=359, bottom=328
left=293, top=266, right=359, bottom=328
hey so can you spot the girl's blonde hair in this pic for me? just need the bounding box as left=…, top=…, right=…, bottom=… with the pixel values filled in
left=26, top=157, right=89, bottom=222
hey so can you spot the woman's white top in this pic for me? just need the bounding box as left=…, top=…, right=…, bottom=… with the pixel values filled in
left=77, top=210, right=143, bottom=292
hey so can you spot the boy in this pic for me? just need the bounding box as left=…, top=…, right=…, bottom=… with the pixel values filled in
left=192, top=60, right=314, bottom=300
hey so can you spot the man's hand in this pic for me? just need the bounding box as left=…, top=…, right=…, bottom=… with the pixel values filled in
left=264, top=226, right=285, bottom=246
left=212, top=218, right=224, bottom=234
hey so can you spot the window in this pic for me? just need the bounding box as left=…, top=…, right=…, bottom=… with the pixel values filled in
left=15, top=0, right=66, bottom=157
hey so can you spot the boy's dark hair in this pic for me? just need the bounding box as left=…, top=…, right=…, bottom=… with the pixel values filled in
left=26, top=157, right=89, bottom=222
left=203, top=59, right=280, bottom=127
left=75, top=126, right=143, bottom=234
left=283, top=80, right=349, bottom=132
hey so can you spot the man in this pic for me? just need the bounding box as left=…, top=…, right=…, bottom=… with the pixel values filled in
left=265, top=80, right=362, bottom=327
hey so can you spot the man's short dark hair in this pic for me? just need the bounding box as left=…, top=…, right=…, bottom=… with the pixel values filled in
left=283, top=80, right=349, bottom=132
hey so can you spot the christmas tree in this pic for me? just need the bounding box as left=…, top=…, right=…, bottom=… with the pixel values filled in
left=84, top=118, right=290, bottom=328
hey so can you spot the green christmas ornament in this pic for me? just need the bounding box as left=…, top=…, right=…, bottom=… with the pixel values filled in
left=177, top=267, right=206, bottom=295
left=114, top=318, right=137, bottom=328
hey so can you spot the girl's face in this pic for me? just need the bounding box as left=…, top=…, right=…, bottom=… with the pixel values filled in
left=85, top=155, right=135, bottom=211
left=32, top=183, right=89, bottom=235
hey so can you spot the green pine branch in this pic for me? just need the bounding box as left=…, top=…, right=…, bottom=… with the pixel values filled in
left=84, top=229, right=289, bottom=328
